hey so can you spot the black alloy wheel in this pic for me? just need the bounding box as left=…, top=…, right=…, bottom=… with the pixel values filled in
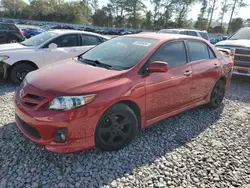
left=95, top=103, right=138, bottom=151
left=208, top=80, right=226, bottom=108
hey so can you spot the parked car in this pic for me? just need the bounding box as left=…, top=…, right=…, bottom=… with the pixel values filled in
left=0, top=23, right=25, bottom=44
left=22, top=28, right=45, bottom=38
left=0, top=30, right=109, bottom=83
left=215, top=27, right=250, bottom=76
left=14, top=33, right=233, bottom=153
left=158, top=29, right=210, bottom=41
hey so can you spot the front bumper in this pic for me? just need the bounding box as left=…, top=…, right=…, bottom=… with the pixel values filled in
left=14, top=84, right=102, bottom=153
left=233, top=66, right=250, bottom=76
left=0, top=61, right=10, bottom=80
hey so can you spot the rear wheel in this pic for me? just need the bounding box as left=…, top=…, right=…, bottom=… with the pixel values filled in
left=95, top=103, right=138, bottom=151
left=208, top=80, right=226, bottom=108
left=10, top=63, right=36, bottom=84
left=7, top=38, right=18, bottom=43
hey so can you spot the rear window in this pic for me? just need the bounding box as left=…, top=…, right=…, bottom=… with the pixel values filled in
left=198, top=32, right=209, bottom=40
left=188, top=40, right=210, bottom=61
left=158, top=29, right=179, bottom=34
left=4, top=24, right=18, bottom=30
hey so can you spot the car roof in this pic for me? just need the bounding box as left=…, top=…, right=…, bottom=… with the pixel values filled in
left=48, top=29, right=109, bottom=39
left=125, top=33, right=207, bottom=42
left=160, top=28, right=208, bottom=33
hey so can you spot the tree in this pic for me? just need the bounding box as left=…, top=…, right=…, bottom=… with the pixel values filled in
left=207, top=0, right=219, bottom=31
left=219, top=0, right=231, bottom=27
left=245, top=18, right=250, bottom=27
left=1, top=0, right=28, bottom=18
left=229, top=17, right=243, bottom=33
left=227, top=0, right=248, bottom=33
left=151, top=0, right=161, bottom=24
left=91, top=0, right=99, bottom=13
left=142, top=11, right=153, bottom=29
left=125, top=0, right=146, bottom=28
left=175, top=0, right=196, bottom=28
left=194, top=0, right=208, bottom=30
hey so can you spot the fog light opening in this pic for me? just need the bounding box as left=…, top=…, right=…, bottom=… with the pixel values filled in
left=54, top=128, right=67, bottom=143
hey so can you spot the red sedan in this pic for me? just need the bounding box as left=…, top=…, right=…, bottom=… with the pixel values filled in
left=14, top=34, right=233, bottom=153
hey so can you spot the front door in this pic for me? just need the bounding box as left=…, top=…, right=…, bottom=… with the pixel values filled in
left=42, top=34, right=81, bottom=66
left=144, top=40, right=193, bottom=121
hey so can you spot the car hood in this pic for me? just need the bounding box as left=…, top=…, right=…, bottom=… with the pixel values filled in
left=26, top=59, right=125, bottom=95
left=216, top=40, right=250, bottom=48
left=0, top=43, right=34, bottom=53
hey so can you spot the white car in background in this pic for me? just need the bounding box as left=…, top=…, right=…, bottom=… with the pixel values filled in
left=0, top=30, right=109, bottom=83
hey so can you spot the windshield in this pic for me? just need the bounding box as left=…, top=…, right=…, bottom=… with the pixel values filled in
left=198, top=32, right=209, bottom=40
left=22, top=32, right=57, bottom=46
left=80, top=37, right=158, bottom=70
left=229, top=28, right=250, bottom=40
left=158, top=29, right=179, bottom=34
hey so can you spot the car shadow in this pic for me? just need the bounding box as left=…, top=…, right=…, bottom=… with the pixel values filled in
left=225, top=75, right=250, bottom=104
left=0, top=104, right=224, bottom=187
left=0, top=80, right=18, bottom=96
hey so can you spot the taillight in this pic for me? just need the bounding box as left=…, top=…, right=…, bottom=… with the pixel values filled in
left=19, top=29, right=24, bottom=37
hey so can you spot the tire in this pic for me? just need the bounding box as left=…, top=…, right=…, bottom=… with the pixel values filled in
left=10, top=63, right=36, bottom=84
left=207, top=79, right=226, bottom=108
left=7, top=37, right=18, bottom=43
left=95, top=103, right=138, bottom=151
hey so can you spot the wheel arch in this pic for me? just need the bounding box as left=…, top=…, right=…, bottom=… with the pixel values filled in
left=102, top=100, right=142, bottom=130
left=8, top=60, right=39, bottom=76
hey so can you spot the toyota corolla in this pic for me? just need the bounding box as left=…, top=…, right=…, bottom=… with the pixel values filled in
left=14, top=34, right=233, bottom=153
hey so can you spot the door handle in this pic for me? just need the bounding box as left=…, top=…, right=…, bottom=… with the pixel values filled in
left=184, top=70, right=192, bottom=76
left=214, top=64, right=219, bottom=68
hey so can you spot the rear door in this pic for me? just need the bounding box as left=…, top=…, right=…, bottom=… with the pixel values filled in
left=0, top=24, right=8, bottom=43
left=186, top=40, right=221, bottom=102
left=79, top=34, right=103, bottom=52
left=144, top=40, right=193, bottom=120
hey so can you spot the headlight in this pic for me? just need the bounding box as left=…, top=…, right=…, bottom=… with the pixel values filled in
left=48, top=94, right=96, bottom=111
left=0, top=55, right=9, bottom=61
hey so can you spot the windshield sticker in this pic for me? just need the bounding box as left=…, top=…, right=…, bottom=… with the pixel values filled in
left=133, top=41, right=151, bottom=47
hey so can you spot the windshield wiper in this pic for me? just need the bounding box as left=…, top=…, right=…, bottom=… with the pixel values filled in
left=82, top=58, right=113, bottom=70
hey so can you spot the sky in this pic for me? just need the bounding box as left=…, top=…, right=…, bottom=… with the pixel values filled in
left=23, top=0, right=249, bottom=23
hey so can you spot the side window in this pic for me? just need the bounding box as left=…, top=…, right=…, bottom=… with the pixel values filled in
left=45, top=34, right=79, bottom=48
left=0, top=24, right=8, bottom=30
left=148, top=41, right=187, bottom=68
left=81, top=35, right=102, bottom=46
left=188, top=40, right=210, bottom=61
left=208, top=46, right=216, bottom=59
left=179, top=31, right=188, bottom=35
left=187, top=31, right=198, bottom=36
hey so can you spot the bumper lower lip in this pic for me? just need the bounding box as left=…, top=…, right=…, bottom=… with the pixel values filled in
left=15, top=114, right=95, bottom=154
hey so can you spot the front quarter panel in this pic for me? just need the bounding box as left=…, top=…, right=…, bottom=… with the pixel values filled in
left=84, top=72, right=146, bottom=133
left=3, top=49, right=44, bottom=68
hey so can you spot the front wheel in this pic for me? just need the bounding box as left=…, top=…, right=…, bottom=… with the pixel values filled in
left=208, top=79, right=226, bottom=108
left=10, top=63, right=36, bottom=84
left=95, top=103, right=138, bottom=151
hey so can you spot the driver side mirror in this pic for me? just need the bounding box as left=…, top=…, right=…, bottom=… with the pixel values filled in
left=147, top=61, right=169, bottom=73
left=48, top=43, right=58, bottom=51
left=222, top=36, right=228, bottom=40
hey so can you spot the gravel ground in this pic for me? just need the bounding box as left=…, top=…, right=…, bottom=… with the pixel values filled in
left=0, top=76, right=250, bottom=188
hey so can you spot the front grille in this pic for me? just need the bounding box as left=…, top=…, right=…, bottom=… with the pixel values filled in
left=234, top=48, right=250, bottom=63
left=235, top=49, right=250, bottom=55
left=24, top=94, right=44, bottom=101
left=16, top=115, right=41, bottom=139
left=21, top=93, right=45, bottom=108
left=234, top=55, right=250, bottom=62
